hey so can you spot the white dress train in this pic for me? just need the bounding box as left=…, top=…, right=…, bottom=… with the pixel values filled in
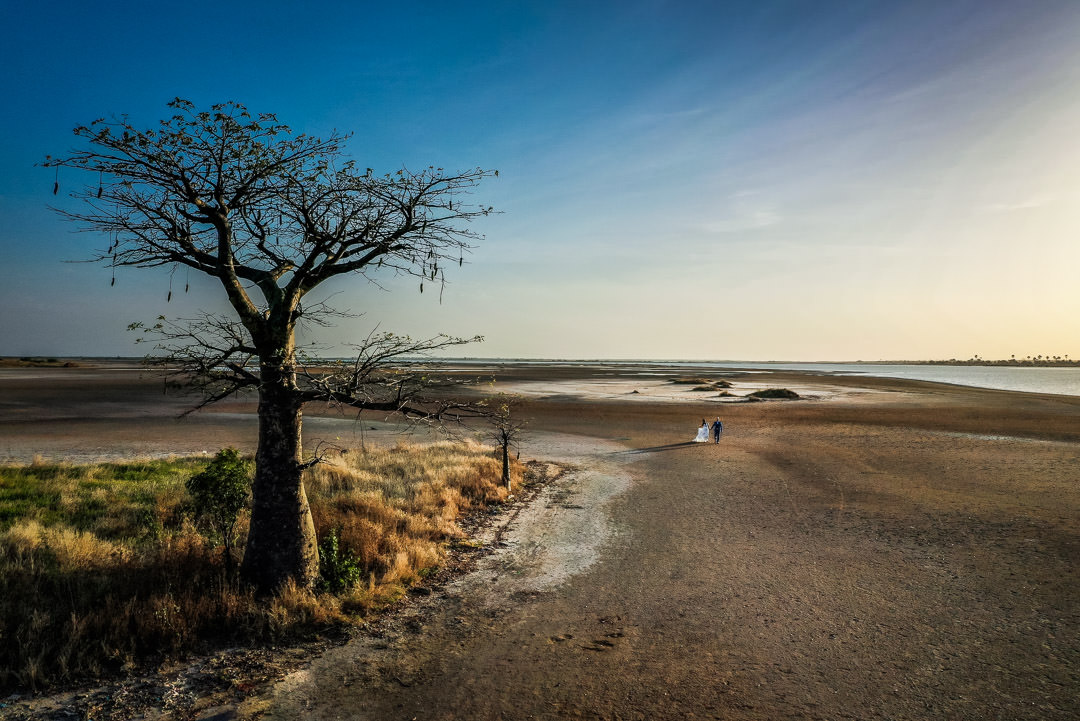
left=694, top=424, right=710, bottom=442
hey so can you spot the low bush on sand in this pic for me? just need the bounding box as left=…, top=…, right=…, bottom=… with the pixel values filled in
left=681, top=379, right=733, bottom=391
left=0, top=441, right=521, bottom=691
left=682, top=379, right=734, bottom=390
left=0, top=357, right=78, bottom=368
left=747, top=388, right=801, bottom=400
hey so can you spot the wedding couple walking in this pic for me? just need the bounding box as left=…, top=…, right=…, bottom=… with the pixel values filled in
left=694, top=417, right=723, bottom=443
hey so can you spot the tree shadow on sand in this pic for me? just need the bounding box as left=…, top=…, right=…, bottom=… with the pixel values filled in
left=612, top=441, right=701, bottom=456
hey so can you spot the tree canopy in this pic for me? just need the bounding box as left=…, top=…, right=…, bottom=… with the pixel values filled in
left=48, top=98, right=495, bottom=417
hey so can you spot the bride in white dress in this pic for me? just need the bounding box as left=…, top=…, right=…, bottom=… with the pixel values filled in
left=693, top=419, right=709, bottom=442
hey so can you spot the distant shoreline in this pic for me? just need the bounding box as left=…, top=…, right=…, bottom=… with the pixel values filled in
left=875, top=359, right=1078, bottom=367
left=3, top=356, right=1077, bottom=368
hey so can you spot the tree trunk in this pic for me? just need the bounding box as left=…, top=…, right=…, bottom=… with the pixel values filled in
left=240, top=362, right=319, bottom=594
left=501, top=441, right=511, bottom=491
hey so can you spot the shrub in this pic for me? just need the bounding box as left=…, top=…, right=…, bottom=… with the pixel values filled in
left=185, top=448, right=251, bottom=576
left=317, top=528, right=361, bottom=593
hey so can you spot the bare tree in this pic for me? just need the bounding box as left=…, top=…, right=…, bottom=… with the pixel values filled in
left=485, top=394, right=528, bottom=491
left=46, top=99, right=495, bottom=593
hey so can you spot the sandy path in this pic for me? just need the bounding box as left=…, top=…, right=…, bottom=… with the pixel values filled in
left=253, top=433, right=634, bottom=719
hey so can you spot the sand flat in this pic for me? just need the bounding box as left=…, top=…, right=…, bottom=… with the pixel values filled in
left=2, top=361, right=1079, bottom=720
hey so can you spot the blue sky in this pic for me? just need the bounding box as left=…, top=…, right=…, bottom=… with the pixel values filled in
left=2, top=0, right=1078, bottom=360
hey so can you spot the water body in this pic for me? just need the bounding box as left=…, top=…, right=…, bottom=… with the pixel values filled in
left=697, top=362, right=1080, bottom=397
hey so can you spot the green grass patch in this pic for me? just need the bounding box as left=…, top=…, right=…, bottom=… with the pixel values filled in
left=0, top=458, right=203, bottom=539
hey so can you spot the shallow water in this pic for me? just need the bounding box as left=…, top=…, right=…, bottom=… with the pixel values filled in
left=700, top=362, right=1080, bottom=397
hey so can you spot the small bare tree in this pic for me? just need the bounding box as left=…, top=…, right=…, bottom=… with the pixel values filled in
left=486, top=394, right=528, bottom=491
left=46, top=99, right=495, bottom=593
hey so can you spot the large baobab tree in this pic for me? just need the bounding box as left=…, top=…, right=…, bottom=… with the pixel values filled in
left=46, top=99, right=495, bottom=593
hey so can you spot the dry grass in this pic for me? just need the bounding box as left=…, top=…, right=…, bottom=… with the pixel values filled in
left=0, top=440, right=523, bottom=691
left=308, top=439, right=521, bottom=611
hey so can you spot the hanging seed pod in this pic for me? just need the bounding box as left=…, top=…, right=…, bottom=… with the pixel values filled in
left=185, top=282, right=189, bottom=293
left=459, top=254, right=463, bottom=267
left=167, top=291, right=172, bottom=302
left=53, top=181, right=59, bottom=195
left=97, top=171, right=103, bottom=198
left=110, top=276, right=115, bottom=287
left=420, top=282, right=424, bottom=293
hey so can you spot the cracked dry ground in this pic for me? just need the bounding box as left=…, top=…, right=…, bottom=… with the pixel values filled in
left=250, top=381, right=1079, bottom=721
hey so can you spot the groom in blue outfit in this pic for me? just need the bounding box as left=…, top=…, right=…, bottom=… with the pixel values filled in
left=711, top=417, right=723, bottom=443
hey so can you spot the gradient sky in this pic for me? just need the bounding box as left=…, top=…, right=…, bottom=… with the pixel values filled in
left=2, top=0, right=1078, bottom=360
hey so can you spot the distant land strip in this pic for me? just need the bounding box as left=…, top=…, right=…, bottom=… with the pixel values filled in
left=2, top=356, right=1078, bottom=368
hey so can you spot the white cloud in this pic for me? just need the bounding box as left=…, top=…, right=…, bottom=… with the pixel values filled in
left=981, top=194, right=1059, bottom=213
left=699, top=192, right=782, bottom=234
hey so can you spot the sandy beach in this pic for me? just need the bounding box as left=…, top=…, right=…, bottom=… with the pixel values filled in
left=2, top=362, right=1078, bottom=719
